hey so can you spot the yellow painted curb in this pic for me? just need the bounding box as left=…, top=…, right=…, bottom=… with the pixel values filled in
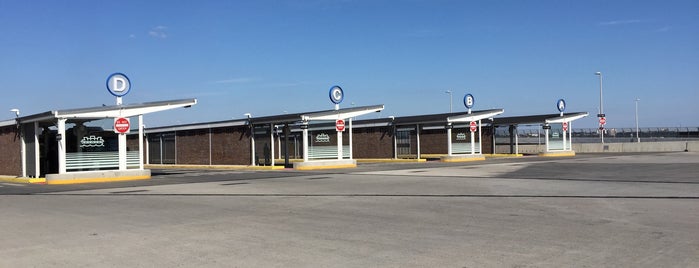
left=294, top=164, right=357, bottom=171
left=145, top=164, right=285, bottom=170
left=356, top=159, right=427, bottom=163
left=420, top=154, right=446, bottom=159
left=441, top=157, right=487, bottom=163
left=46, top=175, right=151, bottom=185
left=0, top=177, right=47, bottom=184
left=485, top=154, right=524, bottom=158
left=539, top=151, right=576, bottom=157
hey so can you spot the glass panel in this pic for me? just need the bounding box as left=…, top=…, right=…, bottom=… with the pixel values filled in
left=548, top=124, right=564, bottom=151
left=65, top=117, right=141, bottom=171
left=452, top=125, right=480, bottom=154
left=307, top=129, right=349, bottom=159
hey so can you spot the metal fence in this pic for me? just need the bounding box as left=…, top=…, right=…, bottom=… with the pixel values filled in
left=496, top=127, right=699, bottom=144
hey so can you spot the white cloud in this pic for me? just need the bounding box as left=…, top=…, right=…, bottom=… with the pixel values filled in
left=129, top=34, right=136, bottom=38
left=598, top=19, right=642, bottom=26
left=148, top=25, right=168, bottom=39
left=655, top=26, right=671, bottom=32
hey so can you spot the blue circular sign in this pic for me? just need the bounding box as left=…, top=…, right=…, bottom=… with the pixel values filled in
left=329, top=85, right=344, bottom=104
left=557, top=99, right=566, bottom=112
left=463, top=94, right=474, bottom=109
left=106, top=73, right=131, bottom=97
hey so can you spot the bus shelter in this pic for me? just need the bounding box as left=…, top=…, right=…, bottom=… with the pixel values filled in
left=441, top=109, right=505, bottom=162
left=245, top=105, right=384, bottom=170
left=492, top=112, right=588, bottom=155
left=16, top=99, right=196, bottom=184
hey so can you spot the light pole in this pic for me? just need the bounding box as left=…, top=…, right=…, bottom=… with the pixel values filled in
left=635, top=98, right=640, bottom=143
left=445, top=90, right=453, bottom=113
left=10, top=109, right=20, bottom=117
left=595, top=72, right=604, bottom=143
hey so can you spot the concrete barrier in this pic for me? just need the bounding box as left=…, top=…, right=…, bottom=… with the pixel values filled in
left=45, top=169, right=151, bottom=185
left=293, top=159, right=357, bottom=170
left=497, top=141, right=699, bottom=154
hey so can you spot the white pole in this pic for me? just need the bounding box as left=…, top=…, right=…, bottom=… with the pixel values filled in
left=563, top=122, right=567, bottom=151
left=118, top=133, right=127, bottom=171
left=515, top=126, right=519, bottom=155
left=393, top=125, right=398, bottom=159
left=34, top=122, right=40, bottom=176
left=635, top=98, right=640, bottom=143
left=447, top=124, right=453, bottom=156
left=270, top=124, right=275, bottom=166
left=21, top=126, right=26, bottom=177
left=416, top=124, right=421, bottom=159
left=445, top=90, right=452, bottom=113
left=470, top=124, right=475, bottom=155
left=57, top=119, right=67, bottom=174
left=337, top=127, right=343, bottom=160
left=139, top=115, right=144, bottom=170
left=250, top=130, right=256, bottom=166
left=302, top=125, right=309, bottom=162
left=596, top=72, right=604, bottom=144
left=209, top=127, right=212, bottom=166
left=545, top=128, right=550, bottom=152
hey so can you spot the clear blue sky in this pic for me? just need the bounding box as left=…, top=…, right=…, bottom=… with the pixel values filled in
left=1, top=0, right=697, bottom=128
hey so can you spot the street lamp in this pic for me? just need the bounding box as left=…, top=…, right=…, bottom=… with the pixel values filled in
left=10, top=109, right=20, bottom=117
left=635, top=98, right=640, bottom=143
left=445, top=90, right=453, bottom=113
left=595, top=72, right=604, bottom=143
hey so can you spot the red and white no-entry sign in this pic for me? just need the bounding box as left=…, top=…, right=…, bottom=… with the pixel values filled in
left=599, top=117, right=607, bottom=125
left=336, top=119, right=345, bottom=132
left=469, top=121, right=477, bottom=132
left=114, top=117, right=130, bottom=134
left=562, top=122, right=568, bottom=132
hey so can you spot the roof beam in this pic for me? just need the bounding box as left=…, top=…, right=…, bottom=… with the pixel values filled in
left=447, top=109, right=505, bottom=123
left=301, top=105, right=384, bottom=122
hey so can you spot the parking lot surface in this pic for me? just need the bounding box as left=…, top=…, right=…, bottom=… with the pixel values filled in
left=1, top=153, right=698, bottom=267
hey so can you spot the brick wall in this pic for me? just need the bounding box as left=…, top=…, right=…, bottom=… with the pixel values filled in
left=352, top=126, right=394, bottom=158
left=211, top=126, right=251, bottom=165
left=176, top=129, right=210, bottom=165
left=0, top=125, right=21, bottom=176
left=419, top=129, right=448, bottom=154
left=481, top=126, right=494, bottom=154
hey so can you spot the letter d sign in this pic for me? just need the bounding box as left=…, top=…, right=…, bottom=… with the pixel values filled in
left=106, top=73, right=131, bottom=97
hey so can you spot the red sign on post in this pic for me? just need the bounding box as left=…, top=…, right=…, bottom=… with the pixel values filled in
left=469, top=121, right=477, bottom=132
left=562, top=122, right=568, bottom=132
left=114, top=117, right=130, bottom=134
left=336, top=119, right=345, bottom=132
left=599, top=117, right=607, bottom=125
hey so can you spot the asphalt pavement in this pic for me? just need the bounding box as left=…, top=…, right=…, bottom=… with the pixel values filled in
left=1, top=152, right=698, bottom=267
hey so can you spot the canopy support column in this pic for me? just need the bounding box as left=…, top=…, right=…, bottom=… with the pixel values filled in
left=447, top=123, right=453, bottom=156
left=302, top=124, right=309, bottom=162
left=416, top=124, right=421, bottom=159
left=139, top=115, right=144, bottom=170
left=57, top=118, right=67, bottom=174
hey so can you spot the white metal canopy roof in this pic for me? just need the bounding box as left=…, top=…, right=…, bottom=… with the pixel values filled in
left=447, top=109, right=505, bottom=123
left=545, top=112, right=589, bottom=124
left=17, top=99, right=197, bottom=123
left=301, top=105, right=385, bottom=122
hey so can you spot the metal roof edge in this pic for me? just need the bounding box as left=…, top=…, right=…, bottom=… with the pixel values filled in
left=145, top=119, right=248, bottom=133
